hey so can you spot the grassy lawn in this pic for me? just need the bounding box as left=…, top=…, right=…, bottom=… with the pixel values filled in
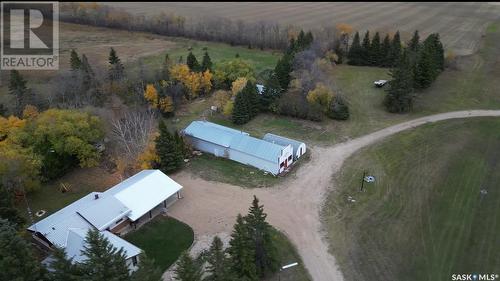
left=266, top=228, right=312, bottom=281
left=322, top=118, right=500, bottom=281
left=125, top=216, right=194, bottom=271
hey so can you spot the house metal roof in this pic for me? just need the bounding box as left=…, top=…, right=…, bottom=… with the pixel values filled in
left=77, top=195, right=131, bottom=231
left=263, top=133, right=305, bottom=152
left=103, top=170, right=183, bottom=221
left=184, top=121, right=287, bottom=163
left=28, top=170, right=182, bottom=263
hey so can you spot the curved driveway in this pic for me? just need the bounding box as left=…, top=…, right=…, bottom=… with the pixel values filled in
left=166, top=110, right=500, bottom=281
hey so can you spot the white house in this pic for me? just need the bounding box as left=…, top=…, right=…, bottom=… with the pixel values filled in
left=183, top=121, right=294, bottom=175
left=28, top=170, right=183, bottom=272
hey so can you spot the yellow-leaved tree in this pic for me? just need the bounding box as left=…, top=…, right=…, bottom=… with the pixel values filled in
left=158, top=96, right=174, bottom=114
left=307, top=83, right=334, bottom=112
left=144, top=84, right=159, bottom=109
left=136, top=133, right=160, bottom=169
left=212, top=90, right=231, bottom=111
left=231, top=77, right=248, bottom=97
left=22, top=105, right=39, bottom=120
left=223, top=100, right=234, bottom=116
left=170, top=64, right=213, bottom=99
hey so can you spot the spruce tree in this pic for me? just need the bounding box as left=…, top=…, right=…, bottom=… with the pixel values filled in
left=108, top=47, right=125, bottom=81
left=408, top=30, right=420, bottom=53
left=228, top=214, right=257, bottom=281
left=8, top=70, right=28, bottom=116
left=370, top=32, right=381, bottom=66
left=232, top=89, right=250, bottom=125
left=242, top=81, right=260, bottom=118
left=70, top=49, right=82, bottom=71
left=162, top=53, right=171, bottom=80
left=174, top=252, right=202, bottom=281
left=0, top=183, right=26, bottom=230
left=131, top=254, right=162, bottom=281
left=305, top=31, right=314, bottom=47
left=201, top=51, right=213, bottom=72
left=361, top=30, right=371, bottom=65
left=296, top=30, right=306, bottom=50
left=274, top=54, right=293, bottom=90
left=0, top=104, right=5, bottom=117
left=0, top=219, right=47, bottom=281
left=384, top=50, right=415, bottom=113
left=260, top=73, right=282, bottom=111
left=244, top=196, right=278, bottom=278
left=156, top=120, right=184, bottom=173
left=205, top=236, right=233, bottom=281
left=347, top=31, right=362, bottom=65
left=80, top=229, right=130, bottom=281
left=48, top=247, right=82, bottom=281
left=387, top=31, right=402, bottom=67
left=381, top=34, right=391, bottom=67
left=186, top=52, right=200, bottom=72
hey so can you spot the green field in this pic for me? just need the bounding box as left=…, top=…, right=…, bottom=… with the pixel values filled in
left=322, top=118, right=500, bottom=281
left=125, top=216, right=194, bottom=271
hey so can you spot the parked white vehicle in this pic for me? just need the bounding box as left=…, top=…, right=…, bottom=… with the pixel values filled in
left=374, top=80, right=388, bottom=87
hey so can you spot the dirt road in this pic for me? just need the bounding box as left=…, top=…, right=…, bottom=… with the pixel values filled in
left=165, top=110, right=500, bottom=281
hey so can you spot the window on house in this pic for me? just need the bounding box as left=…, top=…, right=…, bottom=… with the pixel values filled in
left=132, top=256, right=138, bottom=266
left=288, top=155, right=292, bottom=161
left=115, top=218, right=123, bottom=224
left=280, top=162, right=284, bottom=168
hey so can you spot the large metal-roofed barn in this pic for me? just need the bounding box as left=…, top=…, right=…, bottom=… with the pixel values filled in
left=263, top=133, right=306, bottom=160
left=183, top=121, right=294, bottom=175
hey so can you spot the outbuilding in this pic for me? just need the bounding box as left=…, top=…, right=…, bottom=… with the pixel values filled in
left=183, top=121, right=293, bottom=175
left=263, top=133, right=306, bottom=160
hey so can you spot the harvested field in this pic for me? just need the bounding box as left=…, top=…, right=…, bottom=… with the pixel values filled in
left=106, top=2, right=500, bottom=55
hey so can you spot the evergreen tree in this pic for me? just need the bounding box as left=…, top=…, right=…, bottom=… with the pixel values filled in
left=155, top=120, right=184, bottom=173
left=201, top=51, right=213, bottom=72
left=0, top=219, right=46, bottom=281
left=0, top=104, right=5, bottom=116
left=274, top=54, right=293, bottom=90
left=414, top=34, right=443, bottom=89
left=286, top=38, right=297, bottom=55
left=186, top=52, right=200, bottom=72
left=387, top=31, right=402, bottom=67
left=260, top=73, right=282, bottom=111
left=384, top=50, right=415, bottom=113
left=131, top=254, right=162, bottom=281
left=70, top=49, right=82, bottom=71
left=381, top=34, right=391, bottom=67
left=174, top=252, right=203, bottom=281
left=8, top=70, right=28, bottom=116
left=361, top=30, right=371, bottom=65
left=0, top=183, right=26, bottom=230
left=108, top=47, right=125, bottom=81
left=174, top=130, right=188, bottom=158
left=204, top=236, right=233, bottom=281
left=429, top=33, right=444, bottom=71
left=305, top=31, right=314, bottom=47
left=347, top=31, right=362, bottom=65
left=370, top=32, right=382, bottom=66
left=327, top=95, right=350, bottom=120
left=80, top=229, right=130, bottom=281
left=228, top=214, right=257, bottom=281
left=162, top=53, right=171, bottom=80
left=48, top=247, right=82, bottom=281
left=244, top=196, right=278, bottom=278
left=296, top=30, right=306, bottom=50
left=232, top=88, right=251, bottom=125
left=408, top=30, right=420, bottom=53
left=242, top=81, right=260, bottom=118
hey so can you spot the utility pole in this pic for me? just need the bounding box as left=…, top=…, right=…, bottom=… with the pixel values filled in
left=360, top=170, right=366, bottom=192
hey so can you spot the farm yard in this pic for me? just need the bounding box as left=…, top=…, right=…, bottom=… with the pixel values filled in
left=107, top=2, right=500, bottom=55
left=322, top=118, right=500, bottom=281
left=2, top=2, right=500, bottom=281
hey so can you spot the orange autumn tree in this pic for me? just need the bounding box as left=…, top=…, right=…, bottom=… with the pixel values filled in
left=170, top=64, right=213, bottom=99
left=144, top=84, right=174, bottom=115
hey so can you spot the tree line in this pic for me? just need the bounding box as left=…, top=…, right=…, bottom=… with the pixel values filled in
left=384, top=31, right=444, bottom=113
left=347, top=30, right=402, bottom=67
left=61, top=3, right=305, bottom=51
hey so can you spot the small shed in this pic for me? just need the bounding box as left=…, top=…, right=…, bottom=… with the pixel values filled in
left=263, top=133, right=306, bottom=160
